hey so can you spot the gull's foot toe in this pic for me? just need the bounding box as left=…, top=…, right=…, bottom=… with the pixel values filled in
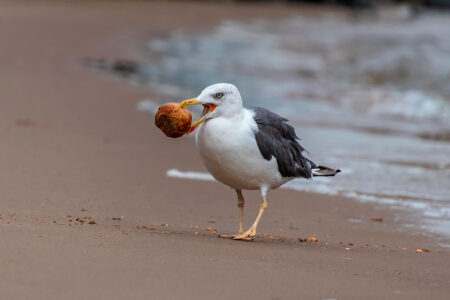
left=232, top=235, right=254, bottom=241
left=232, top=229, right=256, bottom=241
left=219, top=233, right=253, bottom=241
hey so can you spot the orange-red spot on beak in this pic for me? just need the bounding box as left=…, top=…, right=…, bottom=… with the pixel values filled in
left=187, top=126, right=196, bottom=134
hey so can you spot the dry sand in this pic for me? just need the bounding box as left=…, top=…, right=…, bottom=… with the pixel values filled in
left=0, top=1, right=449, bottom=299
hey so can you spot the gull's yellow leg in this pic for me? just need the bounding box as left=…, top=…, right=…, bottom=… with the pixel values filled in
left=237, top=190, right=244, bottom=234
left=219, top=190, right=245, bottom=239
left=233, top=195, right=268, bottom=241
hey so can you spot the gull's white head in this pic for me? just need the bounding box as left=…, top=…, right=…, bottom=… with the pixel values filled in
left=179, top=83, right=243, bottom=133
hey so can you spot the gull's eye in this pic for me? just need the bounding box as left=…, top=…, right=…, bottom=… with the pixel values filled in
left=215, top=92, right=224, bottom=99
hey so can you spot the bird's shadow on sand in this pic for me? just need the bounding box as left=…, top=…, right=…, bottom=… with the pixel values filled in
left=140, top=225, right=346, bottom=251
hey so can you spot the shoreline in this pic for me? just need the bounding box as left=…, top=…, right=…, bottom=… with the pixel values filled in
left=0, top=1, right=449, bottom=299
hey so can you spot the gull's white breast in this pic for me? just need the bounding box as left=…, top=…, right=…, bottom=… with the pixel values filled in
left=195, top=108, right=290, bottom=190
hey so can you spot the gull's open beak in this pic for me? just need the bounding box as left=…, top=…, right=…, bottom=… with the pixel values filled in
left=179, top=98, right=216, bottom=134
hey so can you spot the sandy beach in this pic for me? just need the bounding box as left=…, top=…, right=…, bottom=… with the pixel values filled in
left=0, top=1, right=449, bottom=299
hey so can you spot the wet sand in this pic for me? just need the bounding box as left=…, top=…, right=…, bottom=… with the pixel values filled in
left=0, top=1, right=449, bottom=299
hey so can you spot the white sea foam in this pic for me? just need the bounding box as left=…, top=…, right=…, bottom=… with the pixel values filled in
left=166, top=169, right=215, bottom=181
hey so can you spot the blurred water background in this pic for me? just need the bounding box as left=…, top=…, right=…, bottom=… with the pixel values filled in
left=92, top=7, right=450, bottom=244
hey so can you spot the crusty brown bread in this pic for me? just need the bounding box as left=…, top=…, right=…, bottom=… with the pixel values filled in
left=155, top=103, right=192, bottom=138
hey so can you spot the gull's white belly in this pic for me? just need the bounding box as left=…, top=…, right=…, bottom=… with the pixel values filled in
left=195, top=112, right=289, bottom=190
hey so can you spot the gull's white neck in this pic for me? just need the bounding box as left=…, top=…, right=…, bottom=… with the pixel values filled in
left=213, top=98, right=244, bottom=120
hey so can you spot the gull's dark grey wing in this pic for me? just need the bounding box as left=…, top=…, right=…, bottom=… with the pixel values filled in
left=252, top=107, right=341, bottom=178
left=251, top=107, right=313, bottom=179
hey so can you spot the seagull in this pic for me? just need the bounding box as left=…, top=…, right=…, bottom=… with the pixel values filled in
left=179, top=83, right=340, bottom=241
